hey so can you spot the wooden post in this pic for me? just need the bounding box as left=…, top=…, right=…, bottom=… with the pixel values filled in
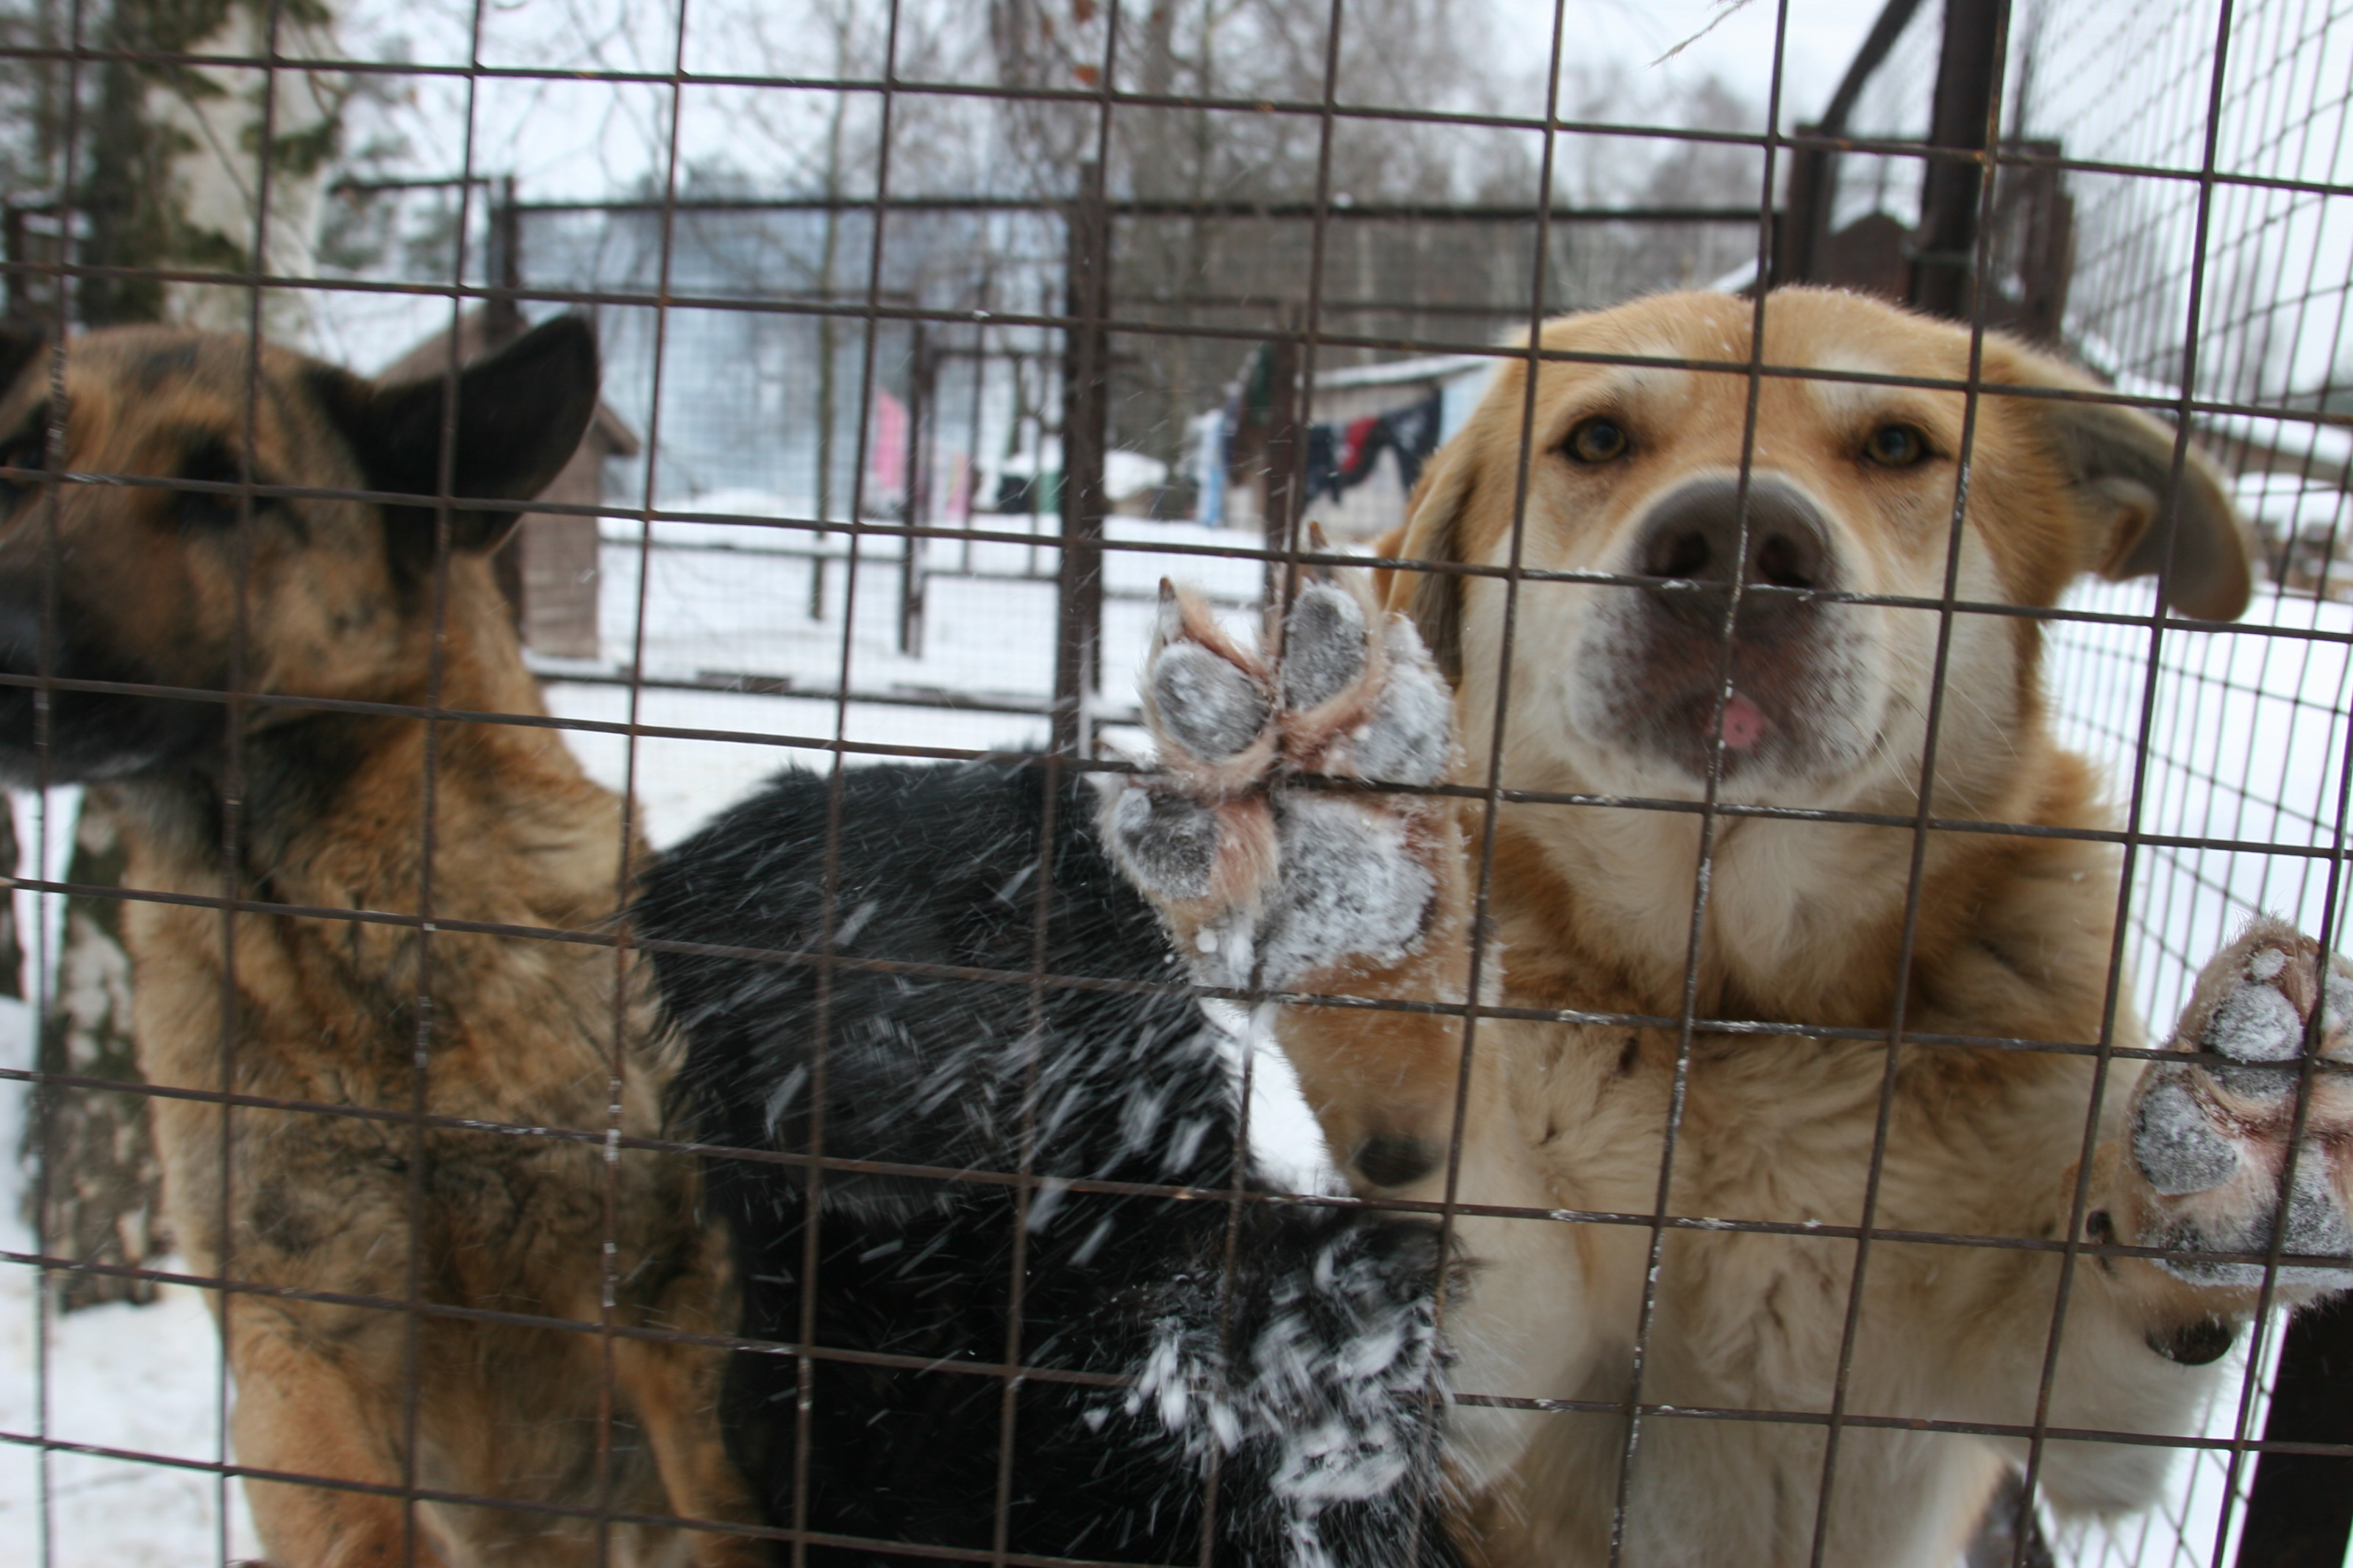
left=1054, top=161, right=1111, bottom=756
left=1911, top=0, right=2007, bottom=321
left=899, top=323, right=932, bottom=656
left=1774, top=130, right=1832, bottom=290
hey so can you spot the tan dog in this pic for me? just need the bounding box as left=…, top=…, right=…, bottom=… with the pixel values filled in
left=0, top=321, right=761, bottom=1565
left=1103, top=287, right=2353, bottom=1564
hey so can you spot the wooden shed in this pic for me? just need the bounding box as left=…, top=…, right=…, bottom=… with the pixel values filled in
left=379, top=310, right=638, bottom=659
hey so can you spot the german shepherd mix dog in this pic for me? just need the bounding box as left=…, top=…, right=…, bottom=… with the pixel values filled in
left=0, top=319, right=760, bottom=1567
left=638, top=762, right=1462, bottom=1566
left=1099, top=290, right=2353, bottom=1564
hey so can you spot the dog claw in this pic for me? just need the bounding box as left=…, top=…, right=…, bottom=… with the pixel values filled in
left=2129, top=918, right=2353, bottom=1291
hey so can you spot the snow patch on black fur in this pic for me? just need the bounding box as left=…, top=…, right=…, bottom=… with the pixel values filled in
left=1115, top=1218, right=1456, bottom=1567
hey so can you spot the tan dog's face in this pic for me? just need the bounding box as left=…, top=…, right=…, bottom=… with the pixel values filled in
left=1394, top=289, right=2250, bottom=812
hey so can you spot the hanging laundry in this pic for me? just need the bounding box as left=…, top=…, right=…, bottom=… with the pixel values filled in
left=1381, top=395, right=1443, bottom=490
left=1302, top=391, right=1444, bottom=503
left=867, top=389, right=909, bottom=512
left=1305, top=422, right=1340, bottom=503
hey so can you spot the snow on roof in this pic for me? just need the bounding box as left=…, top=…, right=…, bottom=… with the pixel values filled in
left=1312, top=353, right=1494, bottom=391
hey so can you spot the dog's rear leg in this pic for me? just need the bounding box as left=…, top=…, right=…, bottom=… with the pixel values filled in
left=1101, top=575, right=1590, bottom=1492
left=226, top=1318, right=453, bottom=1568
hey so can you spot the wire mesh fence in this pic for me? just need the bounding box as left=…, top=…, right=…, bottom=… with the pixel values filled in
left=0, top=1, right=2349, bottom=1565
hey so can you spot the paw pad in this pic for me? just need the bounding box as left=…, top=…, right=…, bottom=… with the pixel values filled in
left=2132, top=1075, right=2239, bottom=1197
left=1101, top=572, right=1460, bottom=991
left=1153, top=642, right=1272, bottom=765
left=2128, top=917, right=2353, bottom=1293
left=1280, top=583, right=1369, bottom=713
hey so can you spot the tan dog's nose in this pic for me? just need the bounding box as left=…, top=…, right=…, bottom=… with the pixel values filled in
left=1635, top=476, right=1830, bottom=628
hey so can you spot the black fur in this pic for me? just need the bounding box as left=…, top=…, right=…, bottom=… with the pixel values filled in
left=640, top=760, right=1465, bottom=1567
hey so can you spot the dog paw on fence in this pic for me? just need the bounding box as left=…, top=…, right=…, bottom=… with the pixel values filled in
left=2122, top=917, right=2353, bottom=1298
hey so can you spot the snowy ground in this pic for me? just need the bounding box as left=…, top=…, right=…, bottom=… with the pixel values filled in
left=0, top=989, right=265, bottom=1564
left=0, top=516, right=2346, bottom=1565
left=544, top=509, right=1265, bottom=847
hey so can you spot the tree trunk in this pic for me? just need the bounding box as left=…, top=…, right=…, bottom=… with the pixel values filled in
left=24, top=0, right=344, bottom=1310
left=23, top=794, right=161, bottom=1309
left=82, top=0, right=346, bottom=338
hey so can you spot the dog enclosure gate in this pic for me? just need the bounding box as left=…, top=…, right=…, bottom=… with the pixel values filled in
left=1, top=1, right=2351, bottom=1565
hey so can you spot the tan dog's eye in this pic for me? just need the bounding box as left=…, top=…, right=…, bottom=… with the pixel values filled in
left=1863, top=423, right=1930, bottom=468
left=1565, top=417, right=1629, bottom=465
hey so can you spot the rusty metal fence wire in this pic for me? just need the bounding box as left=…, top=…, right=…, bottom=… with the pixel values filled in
left=1, top=0, right=2351, bottom=1564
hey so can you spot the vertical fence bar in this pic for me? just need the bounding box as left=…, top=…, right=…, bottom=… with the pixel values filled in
left=899, top=320, right=929, bottom=656
left=1054, top=159, right=1110, bottom=756
left=1258, top=318, right=1299, bottom=617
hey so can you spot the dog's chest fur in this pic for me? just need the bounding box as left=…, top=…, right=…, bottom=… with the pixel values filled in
left=107, top=709, right=685, bottom=1310
left=1474, top=749, right=2140, bottom=1550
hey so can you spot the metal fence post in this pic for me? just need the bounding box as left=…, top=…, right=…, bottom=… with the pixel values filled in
left=1910, top=0, right=2007, bottom=320
left=2235, top=1303, right=2353, bottom=1565
left=1260, top=317, right=1301, bottom=617
left=899, top=321, right=932, bottom=656
left=1055, top=160, right=1110, bottom=756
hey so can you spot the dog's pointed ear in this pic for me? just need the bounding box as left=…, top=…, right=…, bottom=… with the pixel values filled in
left=1386, top=430, right=1479, bottom=682
left=2053, top=399, right=2251, bottom=621
left=320, top=315, right=599, bottom=553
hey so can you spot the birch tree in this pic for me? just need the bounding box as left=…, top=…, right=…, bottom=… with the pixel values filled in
left=26, top=0, right=347, bottom=1310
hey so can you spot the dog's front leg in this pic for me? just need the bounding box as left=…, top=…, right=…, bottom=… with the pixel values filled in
left=611, top=1229, right=769, bottom=1567
left=223, top=1306, right=454, bottom=1568
left=1102, top=576, right=1593, bottom=1495
left=2029, top=918, right=2353, bottom=1515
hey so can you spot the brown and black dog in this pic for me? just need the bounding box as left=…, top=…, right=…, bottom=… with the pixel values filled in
left=0, top=319, right=761, bottom=1566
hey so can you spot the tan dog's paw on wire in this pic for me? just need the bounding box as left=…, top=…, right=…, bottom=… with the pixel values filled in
left=2123, top=916, right=2353, bottom=1296
left=1103, top=571, right=1457, bottom=995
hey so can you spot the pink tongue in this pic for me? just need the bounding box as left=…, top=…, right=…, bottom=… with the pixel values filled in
left=1720, top=692, right=1770, bottom=751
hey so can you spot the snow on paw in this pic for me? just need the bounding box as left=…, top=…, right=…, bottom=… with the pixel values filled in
left=1274, top=580, right=1454, bottom=792
left=1259, top=792, right=1437, bottom=987
left=1143, top=582, right=1277, bottom=787
left=1101, top=572, right=1462, bottom=993
left=2127, top=916, right=2353, bottom=1293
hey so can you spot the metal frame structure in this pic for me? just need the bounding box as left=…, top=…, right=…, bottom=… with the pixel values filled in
left=1, top=1, right=2350, bottom=1566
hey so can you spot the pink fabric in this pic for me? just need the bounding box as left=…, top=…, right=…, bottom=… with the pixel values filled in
left=868, top=390, right=909, bottom=504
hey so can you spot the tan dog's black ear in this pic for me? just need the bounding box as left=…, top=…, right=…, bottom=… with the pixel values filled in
left=1390, top=433, right=1479, bottom=681
left=2047, top=398, right=2252, bottom=622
